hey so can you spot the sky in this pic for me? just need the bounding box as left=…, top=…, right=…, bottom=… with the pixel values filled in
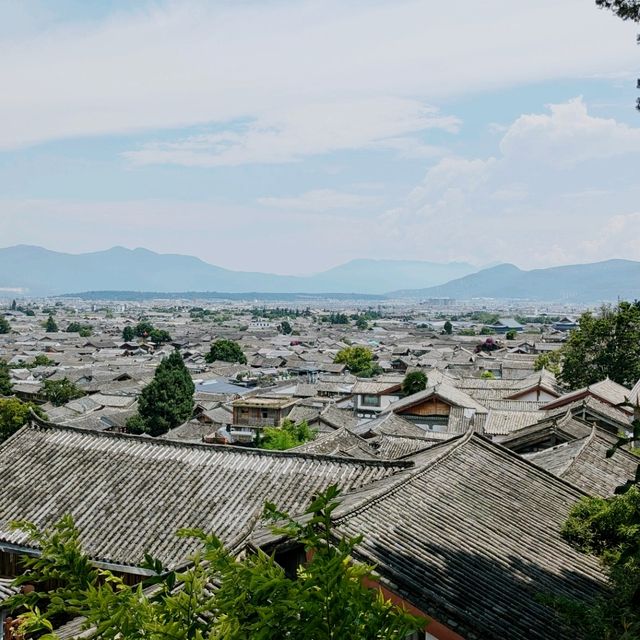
left=1, top=0, right=639, bottom=275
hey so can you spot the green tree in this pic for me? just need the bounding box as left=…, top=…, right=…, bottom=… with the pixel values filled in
left=334, top=346, right=378, bottom=377
left=0, top=359, right=12, bottom=396
left=128, top=350, right=195, bottom=436
left=481, top=370, right=496, bottom=380
left=355, top=316, right=369, bottom=331
left=553, top=486, right=640, bottom=639
left=0, top=316, right=11, bottom=334
left=32, top=355, right=55, bottom=368
left=534, top=350, right=562, bottom=376
left=149, top=328, right=172, bottom=344
left=0, top=397, right=47, bottom=442
left=480, top=326, right=495, bottom=336
left=559, top=301, right=640, bottom=389
left=10, top=299, right=17, bottom=311
left=597, top=0, right=640, bottom=20
left=44, top=315, right=58, bottom=333
left=279, top=320, right=293, bottom=335
left=6, top=487, right=423, bottom=639
left=42, top=378, right=85, bottom=407
left=505, top=329, right=517, bottom=340
left=122, top=325, right=135, bottom=341
left=443, top=320, right=453, bottom=335
left=134, top=320, right=154, bottom=337
left=205, top=339, right=247, bottom=364
left=260, top=419, right=314, bottom=450
left=401, top=371, right=427, bottom=396
left=66, top=322, right=93, bottom=337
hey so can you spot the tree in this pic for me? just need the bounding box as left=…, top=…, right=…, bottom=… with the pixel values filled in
left=129, top=350, right=195, bottom=436
left=6, top=487, right=423, bottom=639
left=205, top=339, right=247, bottom=364
left=66, top=322, right=93, bottom=337
left=10, top=299, right=16, bottom=311
left=134, top=320, right=154, bottom=337
left=0, top=359, right=12, bottom=396
left=122, top=325, right=135, bottom=342
left=479, top=326, right=495, bottom=336
left=0, top=316, right=11, bottom=334
left=443, top=320, right=453, bottom=335
left=355, top=316, right=368, bottom=331
left=45, top=315, right=58, bottom=333
left=559, top=301, right=640, bottom=389
left=597, top=0, right=640, bottom=20
left=32, top=355, right=55, bottom=368
left=480, top=370, right=496, bottom=380
left=334, top=346, right=378, bottom=377
left=279, top=320, right=293, bottom=335
left=260, top=419, right=314, bottom=450
left=148, top=328, right=172, bottom=344
left=551, top=486, right=640, bottom=638
left=42, top=378, right=85, bottom=407
left=475, top=337, right=499, bottom=353
left=596, top=0, right=640, bottom=111
left=505, top=329, right=517, bottom=340
left=0, top=397, right=46, bottom=443
left=534, top=350, right=562, bottom=376
left=401, top=371, right=427, bottom=396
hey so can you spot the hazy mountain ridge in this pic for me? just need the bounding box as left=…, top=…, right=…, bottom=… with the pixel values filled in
left=0, top=246, right=476, bottom=296
left=390, top=260, right=640, bottom=302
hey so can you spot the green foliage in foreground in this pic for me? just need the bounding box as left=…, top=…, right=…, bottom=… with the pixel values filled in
left=6, top=487, right=424, bottom=640
left=260, top=419, right=315, bottom=450
left=559, top=301, right=640, bottom=390
left=550, top=486, right=640, bottom=640
left=0, top=397, right=47, bottom=443
left=0, top=316, right=11, bottom=334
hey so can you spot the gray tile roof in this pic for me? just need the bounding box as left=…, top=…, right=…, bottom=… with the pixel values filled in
left=332, top=433, right=606, bottom=640
left=525, top=429, right=639, bottom=496
left=0, top=420, right=409, bottom=572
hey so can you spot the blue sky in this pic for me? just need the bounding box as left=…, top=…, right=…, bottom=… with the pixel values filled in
left=1, top=0, right=639, bottom=274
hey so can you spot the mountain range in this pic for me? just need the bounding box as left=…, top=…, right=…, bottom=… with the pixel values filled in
left=0, top=245, right=475, bottom=296
left=390, top=260, right=640, bottom=302
left=1, top=245, right=638, bottom=302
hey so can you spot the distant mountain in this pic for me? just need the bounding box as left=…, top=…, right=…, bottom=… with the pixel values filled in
left=0, top=245, right=476, bottom=296
left=390, top=260, right=640, bottom=302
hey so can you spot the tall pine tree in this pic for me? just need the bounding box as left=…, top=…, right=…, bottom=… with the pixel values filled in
left=130, top=350, right=195, bottom=436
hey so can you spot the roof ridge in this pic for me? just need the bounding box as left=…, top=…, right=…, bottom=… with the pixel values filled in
left=23, top=415, right=411, bottom=468
left=333, top=429, right=474, bottom=521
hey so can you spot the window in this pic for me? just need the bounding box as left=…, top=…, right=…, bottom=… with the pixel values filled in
left=361, top=394, right=381, bottom=407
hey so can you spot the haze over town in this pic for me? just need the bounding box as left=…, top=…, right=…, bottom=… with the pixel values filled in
left=2, top=0, right=640, bottom=273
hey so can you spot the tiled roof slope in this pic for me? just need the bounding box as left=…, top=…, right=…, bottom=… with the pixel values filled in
left=525, top=429, right=639, bottom=497
left=332, top=433, right=606, bottom=640
left=0, top=421, right=409, bottom=571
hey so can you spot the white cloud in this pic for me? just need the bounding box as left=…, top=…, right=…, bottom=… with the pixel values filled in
left=123, top=98, right=459, bottom=166
left=371, top=99, right=640, bottom=267
left=257, top=189, right=379, bottom=212
left=500, top=97, right=640, bottom=166
left=0, top=0, right=637, bottom=151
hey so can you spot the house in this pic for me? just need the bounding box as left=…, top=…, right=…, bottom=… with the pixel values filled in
left=552, top=317, right=578, bottom=332
left=385, top=383, right=488, bottom=435
left=230, top=395, right=299, bottom=442
left=489, top=318, right=524, bottom=334
left=0, top=418, right=410, bottom=579
left=352, top=379, right=402, bottom=418
left=256, top=430, right=606, bottom=640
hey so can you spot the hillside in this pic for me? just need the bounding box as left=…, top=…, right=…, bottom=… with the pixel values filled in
left=0, top=246, right=475, bottom=296
left=390, top=260, right=640, bottom=302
